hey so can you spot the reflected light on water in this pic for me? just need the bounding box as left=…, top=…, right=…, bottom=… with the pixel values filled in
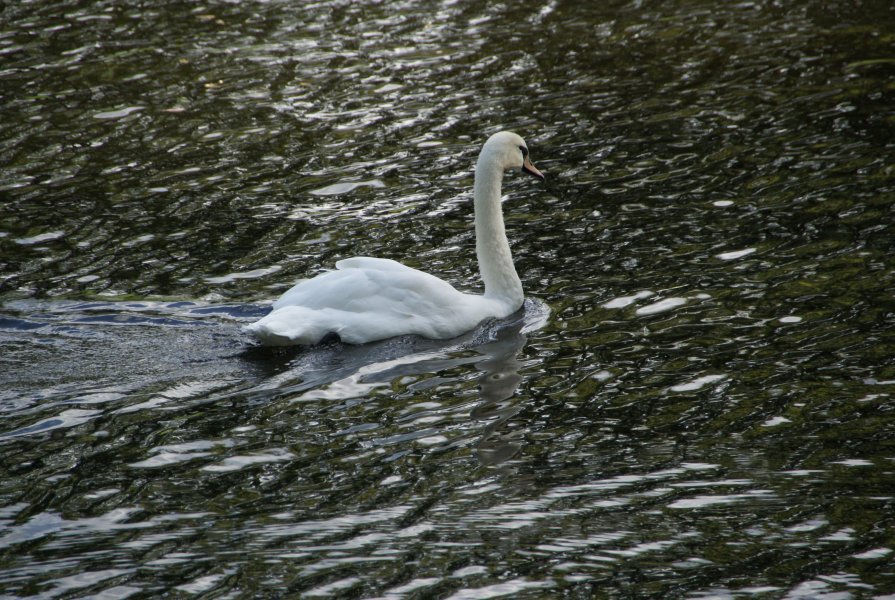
left=1, top=0, right=895, bottom=597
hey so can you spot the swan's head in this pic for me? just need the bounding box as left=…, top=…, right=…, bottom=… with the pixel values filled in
left=481, top=131, right=545, bottom=181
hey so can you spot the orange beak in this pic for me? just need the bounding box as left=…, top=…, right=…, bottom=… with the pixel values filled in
left=522, top=155, right=545, bottom=181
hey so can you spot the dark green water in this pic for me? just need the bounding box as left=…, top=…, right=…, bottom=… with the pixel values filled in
left=2, top=0, right=895, bottom=597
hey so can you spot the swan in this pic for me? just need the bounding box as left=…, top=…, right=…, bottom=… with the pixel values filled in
left=245, top=131, right=544, bottom=346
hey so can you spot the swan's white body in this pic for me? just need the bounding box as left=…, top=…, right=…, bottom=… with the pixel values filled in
left=246, top=131, right=544, bottom=346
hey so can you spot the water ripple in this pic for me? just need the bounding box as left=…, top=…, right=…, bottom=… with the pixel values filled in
left=1, top=0, right=894, bottom=597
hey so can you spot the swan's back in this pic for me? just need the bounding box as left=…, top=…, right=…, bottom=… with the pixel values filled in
left=272, top=258, right=420, bottom=311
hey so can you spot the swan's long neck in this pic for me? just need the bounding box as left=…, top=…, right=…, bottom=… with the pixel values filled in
left=474, top=155, right=523, bottom=308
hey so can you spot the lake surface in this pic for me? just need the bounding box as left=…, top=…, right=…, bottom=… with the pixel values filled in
left=2, top=0, right=895, bottom=597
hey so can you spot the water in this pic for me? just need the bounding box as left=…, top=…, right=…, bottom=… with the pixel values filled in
left=2, top=0, right=894, bottom=597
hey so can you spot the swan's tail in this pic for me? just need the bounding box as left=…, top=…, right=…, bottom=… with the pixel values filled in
left=244, top=306, right=333, bottom=346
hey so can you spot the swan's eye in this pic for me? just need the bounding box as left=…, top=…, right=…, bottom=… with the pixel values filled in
left=519, top=145, right=529, bottom=158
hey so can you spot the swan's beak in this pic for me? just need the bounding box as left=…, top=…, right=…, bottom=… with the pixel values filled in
left=522, top=156, right=545, bottom=181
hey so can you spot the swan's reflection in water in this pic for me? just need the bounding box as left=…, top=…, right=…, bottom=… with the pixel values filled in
left=245, top=299, right=548, bottom=464
left=471, top=319, right=528, bottom=465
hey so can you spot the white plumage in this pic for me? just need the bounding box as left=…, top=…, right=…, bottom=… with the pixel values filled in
left=245, top=131, right=544, bottom=346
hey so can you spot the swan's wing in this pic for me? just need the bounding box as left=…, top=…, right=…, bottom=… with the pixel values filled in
left=259, top=261, right=497, bottom=344
left=269, top=258, right=413, bottom=310
left=272, top=260, right=466, bottom=313
left=335, top=256, right=417, bottom=273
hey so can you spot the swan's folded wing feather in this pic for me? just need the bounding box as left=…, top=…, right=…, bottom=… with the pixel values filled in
left=273, top=261, right=461, bottom=312
left=256, top=262, right=498, bottom=344
left=335, top=257, right=416, bottom=272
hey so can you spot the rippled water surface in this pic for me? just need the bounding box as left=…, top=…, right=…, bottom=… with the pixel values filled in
left=2, top=0, right=895, bottom=597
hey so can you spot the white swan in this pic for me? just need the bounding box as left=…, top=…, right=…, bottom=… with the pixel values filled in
left=245, top=131, right=544, bottom=346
